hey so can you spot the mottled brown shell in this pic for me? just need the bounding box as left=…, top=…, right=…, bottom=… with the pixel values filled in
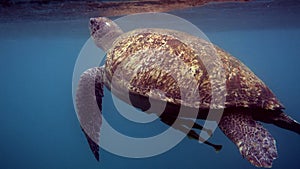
left=104, top=28, right=284, bottom=111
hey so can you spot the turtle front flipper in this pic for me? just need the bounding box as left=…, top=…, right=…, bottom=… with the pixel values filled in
left=219, top=111, right=278, bottom=168
left=76, top=67, right=105, bottom=161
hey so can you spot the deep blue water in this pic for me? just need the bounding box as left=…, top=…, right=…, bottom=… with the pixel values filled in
left=1, top=1, right=300, bottom=169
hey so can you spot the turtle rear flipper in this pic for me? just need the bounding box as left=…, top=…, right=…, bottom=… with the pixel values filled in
left=272, top=113, right=300, bottom=134
left=76, top=67, right=105, bottom=161
left=219, top=112, right=278, bottom=168
left=253, top=110, right=300, bottom=135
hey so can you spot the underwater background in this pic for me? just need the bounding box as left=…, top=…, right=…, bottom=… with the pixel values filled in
left=0, top=0, right=300, bottom=169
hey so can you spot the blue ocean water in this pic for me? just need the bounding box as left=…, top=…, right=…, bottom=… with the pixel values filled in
left=1, top=1, right=300, bottom=169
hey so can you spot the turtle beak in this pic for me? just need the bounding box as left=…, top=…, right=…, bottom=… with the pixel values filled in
left=89, top=18, right=97, bottom=27
left=89, top=18, right=99, bottom=36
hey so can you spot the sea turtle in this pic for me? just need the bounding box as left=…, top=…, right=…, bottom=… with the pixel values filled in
left=75, top=17, right=300, bottom=168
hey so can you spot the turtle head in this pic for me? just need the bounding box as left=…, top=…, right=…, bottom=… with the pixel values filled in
left=89, top=17, right=123, bottom=52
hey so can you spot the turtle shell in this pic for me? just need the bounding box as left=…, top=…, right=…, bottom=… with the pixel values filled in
left=103, top=28, right=284, bottom=111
